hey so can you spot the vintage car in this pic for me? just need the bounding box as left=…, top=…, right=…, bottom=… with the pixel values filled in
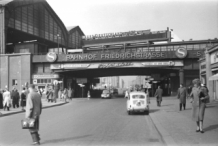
left=126, top=91, right=149, bottom=115
left=101, top=90, right=112, bottom=99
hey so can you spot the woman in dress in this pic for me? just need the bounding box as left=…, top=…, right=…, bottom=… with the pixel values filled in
left=190, top=79, right=209, bottom=133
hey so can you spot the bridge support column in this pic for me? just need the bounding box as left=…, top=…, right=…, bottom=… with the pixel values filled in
left=179, top=68, right=184, bottom=85
left=0, top=6, right=5, bottom=54
left=205, top=49, right=213, bottom=102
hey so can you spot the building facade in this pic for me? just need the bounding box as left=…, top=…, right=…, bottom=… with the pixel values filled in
left=199, top=44, right=218, bottom=102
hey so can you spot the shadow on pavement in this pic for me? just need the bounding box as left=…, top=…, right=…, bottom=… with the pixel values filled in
left=205, top=105, right=217, bottom=108
left=149, top=109, right=160, bottom=113
left=204, top=124, right=218, bottom=132
left=160, top=104, right=174, bottom=107
left=42, top=135, right=92, bottom=144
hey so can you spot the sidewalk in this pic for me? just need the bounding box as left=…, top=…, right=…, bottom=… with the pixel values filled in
left=149, top=96, right=218, bottom=146
left=0, top=98, right=68, bottom=117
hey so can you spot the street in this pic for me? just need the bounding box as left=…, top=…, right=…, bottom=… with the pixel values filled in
left=0, top=97, right=165, bottom=146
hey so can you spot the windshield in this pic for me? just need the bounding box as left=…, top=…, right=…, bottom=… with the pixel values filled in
left=132, top=95, right=145, bottom=99
left=103, top=90, right=109, bottom=94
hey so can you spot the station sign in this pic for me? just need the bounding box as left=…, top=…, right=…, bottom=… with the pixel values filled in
left=141, top=61, right=174, bottom=66
left=32, top=74, right=59, bottom=79
left=50, top=61, right=183, bottom=70
left=76, top=78, right=87, bottom=84
left=66, top=52, right=166, bottom=61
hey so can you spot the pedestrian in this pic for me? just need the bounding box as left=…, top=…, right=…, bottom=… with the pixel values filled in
left=190, top=79, right=209, bottom=133
left=47, top=89, right=54, bottom=103
left=14, top=89, right=20, bottom=108
left=201, top=84, right=209, bottom=104
left=25, top=84, right=42, bottom=145
left=187, top=85, right=193, bottom=95
left=71, top=88, right=74, bottom=99
left=146, top=89, right=150, bottom=104
left=11, top=88, right=19, bottom=108
left=3, top=88, right=11, bottom=111
left=0, top=89, right=3, bottom=109
left=154, top=86, right=163, bottom=107
left=20, top=87, right=27, bottom=111
left=87, top=90, right=91, bottom=100
left=125, top=90, right=129, bottom=98
left=58, top=89, right=62, bottom=100
left=177, top=84, right=188, bottom=111
left=68, top=87, right=72, bottom=101
left=63, top=88, right=68, bottom=103
left=38, top=88, right=42, bottom=97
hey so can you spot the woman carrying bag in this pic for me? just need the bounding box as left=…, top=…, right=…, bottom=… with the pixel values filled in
left=190, top=79, right=209, bottom=133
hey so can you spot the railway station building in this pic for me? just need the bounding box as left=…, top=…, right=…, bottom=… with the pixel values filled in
left=0, top=0, right=218, bottom=100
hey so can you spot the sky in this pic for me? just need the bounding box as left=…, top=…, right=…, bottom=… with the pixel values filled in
left=46, top=0, right=218, bottom=85
left=47, top=0, right=218, bottom=41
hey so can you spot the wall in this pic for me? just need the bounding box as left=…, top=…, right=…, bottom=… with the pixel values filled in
left=0, top=54, right=31, bottom=92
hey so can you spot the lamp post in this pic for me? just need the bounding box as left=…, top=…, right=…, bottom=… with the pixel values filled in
left=57, top=34, right=60, bottom=53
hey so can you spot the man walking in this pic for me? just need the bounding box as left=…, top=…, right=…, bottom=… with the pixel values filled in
left=11, top=88, right=20, bottom=108
left=154, top=86, right=163, bottom=107
left=26, top=84, right=42, bottom=145
left=177, top=84, right=188, bottom=111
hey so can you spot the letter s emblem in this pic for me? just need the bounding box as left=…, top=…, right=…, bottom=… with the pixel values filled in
left=46, top=52, right=57, bottom=62
left=175, top=48, right=187, bottom=58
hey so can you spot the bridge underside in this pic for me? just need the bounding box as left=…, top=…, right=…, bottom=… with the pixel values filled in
left=58, top=68, right=179, bottom=78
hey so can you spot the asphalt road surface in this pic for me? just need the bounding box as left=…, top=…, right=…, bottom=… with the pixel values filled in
left=0, top=97, right=165, bottom=146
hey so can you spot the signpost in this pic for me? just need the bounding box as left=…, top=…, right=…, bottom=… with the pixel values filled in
left=78, top=84, right=85, bottom=98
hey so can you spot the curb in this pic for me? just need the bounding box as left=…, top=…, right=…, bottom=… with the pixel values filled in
left=149, top=111, right=178, bottom=146
left=0, top=102, right=68, bottom=118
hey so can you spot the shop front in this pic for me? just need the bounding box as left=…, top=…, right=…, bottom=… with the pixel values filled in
left=201, top=45, right=218, bottom=102
left=32, top=74, right=63, bottom=91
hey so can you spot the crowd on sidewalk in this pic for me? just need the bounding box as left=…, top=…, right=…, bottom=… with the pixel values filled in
left=0, top=87, right=28, bottom=112
left=0, top=85, right=74, bottom=112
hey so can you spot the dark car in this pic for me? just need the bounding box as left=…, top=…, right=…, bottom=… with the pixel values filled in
left=110, top=89, right=118, bottom=95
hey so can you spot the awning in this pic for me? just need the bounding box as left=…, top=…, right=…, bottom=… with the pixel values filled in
left=209, top=74, right=218, bottom=81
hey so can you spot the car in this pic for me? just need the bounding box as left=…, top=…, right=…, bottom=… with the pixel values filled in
left=110, top=89, right=118, bottom=96
left=101, top=90, right=112, bottom=99
left=126, top=91, right=149, bottom=115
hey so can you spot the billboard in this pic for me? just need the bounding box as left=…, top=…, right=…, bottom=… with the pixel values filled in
left=82, top=30, right=171, bottom=47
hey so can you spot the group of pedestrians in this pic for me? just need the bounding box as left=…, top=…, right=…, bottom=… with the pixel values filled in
left=177, top=79, right=209, bottom=133
left=152, top=78, right=209, bottom=134
left=0, top=87, right=27, bottom=111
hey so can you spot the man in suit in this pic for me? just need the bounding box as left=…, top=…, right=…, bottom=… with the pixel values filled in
left=177, top=84, right=188, bottom=111
left=155, top=86, right=163, bottom=107
left=26, top=84, right=42, bottom=145
left=11, top=88, right=20, bottom=108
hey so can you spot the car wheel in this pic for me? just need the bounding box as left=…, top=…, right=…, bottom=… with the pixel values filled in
left=145, top=110, right=149, bottom=115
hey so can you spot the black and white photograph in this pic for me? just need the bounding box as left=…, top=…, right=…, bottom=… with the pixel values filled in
left=0, top=0, right=218, bottom=145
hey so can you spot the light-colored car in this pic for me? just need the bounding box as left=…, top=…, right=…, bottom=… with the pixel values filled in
left=127, top=91, right=149, bottom=115
left=101, top=90, right=112, bottom=99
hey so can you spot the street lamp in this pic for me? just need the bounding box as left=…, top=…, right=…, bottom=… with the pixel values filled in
left=57, top=34, right=60, bottom=53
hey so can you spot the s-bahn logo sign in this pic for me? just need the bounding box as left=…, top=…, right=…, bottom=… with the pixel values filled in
left=46, top=52, right=57, bottom=62
left=175, top=47, right=187, bottom=58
